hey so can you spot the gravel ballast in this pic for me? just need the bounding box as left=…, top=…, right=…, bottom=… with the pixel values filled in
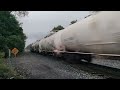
left=7, top=52, right=112, bottom=79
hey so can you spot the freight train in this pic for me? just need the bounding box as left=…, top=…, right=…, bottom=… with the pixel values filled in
left=29, top=11, right=120, bottom=62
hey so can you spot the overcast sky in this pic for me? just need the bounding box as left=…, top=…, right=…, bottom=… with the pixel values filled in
left=19, top=11, right=90, bottom=47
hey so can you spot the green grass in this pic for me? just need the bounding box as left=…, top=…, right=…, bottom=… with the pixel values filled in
left=0, top=52, right=24, bottom=79
left=0, top=52, right=5, bottom=58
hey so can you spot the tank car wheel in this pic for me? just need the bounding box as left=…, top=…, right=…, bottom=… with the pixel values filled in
left=63, top=53, right=81, bottom=64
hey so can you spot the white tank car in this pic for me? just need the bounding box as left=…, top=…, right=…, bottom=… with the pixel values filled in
left=39, top=39, right=44, bottom=53
left=31, top=40, right=39, bottom=52
left=34, top=40, right=39, bottom=52
left=54, top=30, right=65, bottom=54
left=39, top=33, right=56, bottom=52
left=60, top=11, right=120, bottom=54
left=30, top=43, right=34, bottom=52
left=31, top=42, right=36, bottom=52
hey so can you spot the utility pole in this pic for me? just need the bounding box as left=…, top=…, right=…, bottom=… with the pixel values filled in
left=8, top=49, right=12, bottom=67
left=8, top=49, right=11, bottom=58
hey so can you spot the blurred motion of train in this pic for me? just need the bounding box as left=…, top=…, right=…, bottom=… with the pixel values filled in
left=29, top=11, right=120, bottom=62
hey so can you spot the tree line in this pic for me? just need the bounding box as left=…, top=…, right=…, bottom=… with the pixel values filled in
left=50, top=20, right=77, bottom=33
left=0, top=11, right=28, bottom=58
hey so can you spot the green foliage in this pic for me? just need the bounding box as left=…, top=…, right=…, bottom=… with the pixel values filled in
left=51, top=25, right=64, bottom=32
left=7, top=35, right=25, bottom=52
left=0, top=11, right=27, bottom=57
left=70, top=20, right=77, bottom=25
left=0, top=52, right=5, bottom=58
left=50, top=20, right=77, bottom=33
left=12, top=11, right=28, bottom=17
left=0, top=58, right=23, bottom=79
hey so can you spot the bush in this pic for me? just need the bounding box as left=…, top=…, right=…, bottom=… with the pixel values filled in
left=0, top=58, right=23, bottom=79
left=0, top=52, right=5, bottom=58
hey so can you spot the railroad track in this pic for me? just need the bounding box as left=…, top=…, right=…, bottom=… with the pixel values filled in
left=33, top=52, right=120, bottom=79
left=66, top=61, right=120, bottom=79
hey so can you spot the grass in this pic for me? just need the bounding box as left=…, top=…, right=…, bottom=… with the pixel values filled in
left=0, top=52, right=24, bottom=79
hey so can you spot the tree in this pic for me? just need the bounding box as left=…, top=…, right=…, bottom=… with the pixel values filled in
left=11, top=11, right=28, bottom=17
left=70, top=20, right=77, bottom=25
left=51, top=25, right=64, bottom=32
left=85, top=11, right=100, bottom=18
left=0, top=35, right=7, bottom=52
left=7, top=35, right=25, bottom=52
left=0, top=11, right=27, bottom=57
